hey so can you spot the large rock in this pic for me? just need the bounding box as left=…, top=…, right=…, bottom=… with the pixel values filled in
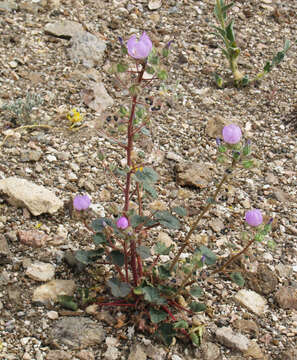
left=0, top=177, right=63, bottom=215
left=275, top=286, right=297, bottom=310
left=175, top=162, right=212, bottom=189
left=68, top=32, right=106, bottom=68
left=32, top=279, right=76, bottom=305
left=50, top=317, right=105, bottom=349
left=234, top=289, right=267, bottom=316
left=44, top=20, right=84, bottom=39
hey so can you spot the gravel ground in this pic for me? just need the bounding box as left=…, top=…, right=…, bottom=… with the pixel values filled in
left=0, top=0, right=296, bottom=359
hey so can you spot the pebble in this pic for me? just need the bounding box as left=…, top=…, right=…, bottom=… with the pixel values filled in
left=32, top=279, right=76, bottom=305
left=234, top=289, right=267, bottom=315
left=148, top=0, right=161, bottom=10
left=275, top=286, right=297, bottom=310
left=216, top=326, right=249, bottom=352
left=128, top=344, right=147, bottom=360
left=26, top=261, right=55, bottom=282
left=46, top=155, right=57, bottom=162
left=47, top=311, right=59, bottom=320
left=9, top=60, right=18, bottom=68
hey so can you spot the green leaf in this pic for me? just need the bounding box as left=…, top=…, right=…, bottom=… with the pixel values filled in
left=136, top=107, right=145, bottom=119
left=142, top=286, right=166, bottom=305
left=157, top=70, right=168, bottom=80
left=172, top=206, right=187, bottom=217
left=271, top=51, right=285, bottom=67
left=264, top=61, right=272, bottom=73
left=130, top=215, right=157, bottom=228
left=129, top=84, right=141, bottom=96
left=58, top=295, right=78, bottom=311
left=190, top=302, right=207, bottom=312
left=140, top=127, right=151, bottom=136
left=154, top=211, right=180, bottom=230
left=154, top=242, right=173, bottom=255
left=117, top=63, right=128, bottom=73
left=75, top=249, right=104, bottom=265
left=267, top=239, right=276, bottom=249
left=119, top=106, right=128, bottom=116
left=157, top=284, right=176, bottom=296
left=214, top=73, right=224, bottom=88
left=136, top=246, right=151, bottom=259
left=242, top=159, right=254, bottom=169
left=158, top=264, right=171, bottom=280
left=254, top=233, right=264, bottom=242
left=190, top=332, right=201, bottom=346
left=162, top=47, right=169, bottom=57
left=199, top=245, right=217, bottom=265
left=217, top=154, right=226, bottom=163
left=173, top=320, right=189, bottom=329
left=109, top=250, right=125, bottom=266
left=149, top=308, right=168, bottom=324
left=226, top=19, right=235, bottom=43
left=222, top=2, right=234, bottom=16
left=190, top=286, right=203, bottom=298
left=147, top=49, right=159, bottom=65
left=158, top=323, right=175, bottom=346
left=218, top=145, right=227, bottom=153
left=242, top=144, right=251, bottom=156
left=142, top=182, right=158, bottom=199
left=134, top=167, right=159, bottom=184
left=146, top=65, right=155, bottom=74
left=283, top=39, right=290, bottom=53
left=91, top=218, right=113, bottom=232
left=93, top=232, right=107, bottom=245
left=230, top=272, right=245, bottom=287
left=107, top=278, right=131, bottom=298
left=241, top=75, right=249, bottom=86
left=211, top=25, right=226, bottom=39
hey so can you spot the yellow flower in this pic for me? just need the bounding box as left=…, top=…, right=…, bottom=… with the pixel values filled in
left=67, top=108, right=83, bottom=128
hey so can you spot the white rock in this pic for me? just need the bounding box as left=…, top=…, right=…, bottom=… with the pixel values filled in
left=216, top=326, right=249, bottom=352
left=234, top=289, right=267, bottom=316
left=157, top=232, right=175, bottom=248
left=87, top=82, right=113, bottom=114
left=0, top=177, right=63, bottom=216
left=32, top=279, right=76, bottom=305
left=44, top=20, right=84, bottom=38
left=148, top=0, right=162, bottom=11
left=104, top=346, right=120, bottom=360
left=47, top=311, right=59, bottom=320
left=46, top=154, right=57, bottom=162
left=26, top=261, right=55, bottom=282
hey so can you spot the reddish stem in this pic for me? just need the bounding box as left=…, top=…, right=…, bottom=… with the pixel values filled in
left=97, top=301, right=135, bottom=307
left=130, top=237, right=138, bottom=286
left=168, top=300, right=193, bottom=314
left=137, top=254, right=143, bottom=278
left=124, top=240, right=129, bottom=282
left=161, top=306, right=189, bottom=337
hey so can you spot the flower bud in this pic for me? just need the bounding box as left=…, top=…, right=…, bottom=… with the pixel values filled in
left=245, top=209, right=263, bottom=227
left=222, top=124, right=242, bottom=144
left=73, top=195, right=91, bottom=211
left=116, top=216, right=129, bottom=230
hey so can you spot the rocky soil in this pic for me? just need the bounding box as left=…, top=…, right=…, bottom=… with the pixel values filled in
left=0, top=0, right=296, bottom=359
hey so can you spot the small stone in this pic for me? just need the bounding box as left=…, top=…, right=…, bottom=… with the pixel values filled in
left=275, top=263, right=292, bottom=278
left=275, top=286, right=297, bottom=310
left=157, top=232, right=174, bottom=248
left=104, top=346, right=120, bottom=360
left=26, top=261, right=55, bottom=281
left=200, top=342, right=221, bottom=360
left=95, top=310, right=116, bottom=325
left=0, top=177, right=63, bottom=216
left=47, top=311, right=59, bottom=320
left=0, top=0, right=18, bottom=12
left=46, top=350, right=72, bottom=360
left=244, top=340, right=264, bottom=359
left=148, top=200, right=167, bottom=211
left=128, top=344, right=147, bottom=360
left=18, top=230, right=49, bottom=248
left=33, top=279, right=76, bottom=305
left=234, top=289, right=267, bottom=316
left=233, top=319, right=259, bottom=336
left=171, top=355, right=182, bottom=360
left=51, top=317, right=105, bottom=349
left=145, top=345, right=167, bottom=360
left=175, top=162, right=212, bottom=189
left=205, top=115, right=229, bottom=138
left=265, top=172, right=278, bottom=185
left=216, top=326, right=249, bottom=352
left=47, top=154, right=57, bottom=162
left=85, top=82, right=113, bottom=113
left=148, top=0, right=161, bottom=10
left=9, top=60, right=18, bottom=68
left=273, top=188, right=293, bottom=203
left=76, top=350, right=95, bottom=360
left=166, top=151, right=183, bottom=162
left=247, top=264, right=278, bottom=295
left=0, top=234, right=12, bottom=264
left=99, top=189, right=111, bottom=201
left=279, top=348, right=297, bottom=360
left=209, top=218, right=225, bottom=233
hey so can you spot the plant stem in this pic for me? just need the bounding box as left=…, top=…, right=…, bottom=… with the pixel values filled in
left=208, top=237, right=255, bottom=278
left=124, top=63, right=146, bottom=212
left=130, top=237, right=138, bottom=286
left=170, top=162, right=236, bottom=273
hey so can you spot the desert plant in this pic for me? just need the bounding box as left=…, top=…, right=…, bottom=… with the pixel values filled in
left=68, top=32, right=272, bottom=346
left=212, top=0, right=292, bottom=87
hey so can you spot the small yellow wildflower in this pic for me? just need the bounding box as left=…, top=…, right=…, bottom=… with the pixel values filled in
left=67, top=108, right=83, bottom=128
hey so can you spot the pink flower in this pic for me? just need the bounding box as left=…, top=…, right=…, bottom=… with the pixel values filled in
left=116, top=216, right=129, bottom=230
left=127, top=32, right=152, bottom=59
left=245, top=209, right=263, bottom=227
left=222, top=124, right=242, bottom=144
left=73, top=195, right=91, bottom=211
